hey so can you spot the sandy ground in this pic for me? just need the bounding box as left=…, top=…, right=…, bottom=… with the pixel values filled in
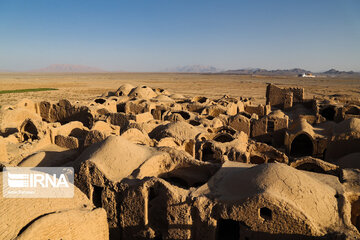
left=0, top=72, right=359, bottom=111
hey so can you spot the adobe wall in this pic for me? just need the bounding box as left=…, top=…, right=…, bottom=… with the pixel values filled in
left=266, top=84, right=305, bottom=110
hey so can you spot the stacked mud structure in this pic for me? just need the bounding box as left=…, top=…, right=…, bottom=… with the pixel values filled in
left=1, top=83, right=360, bottom=239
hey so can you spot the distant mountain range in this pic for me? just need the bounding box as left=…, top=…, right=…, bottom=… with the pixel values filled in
left=166, top=65, right=359, bottom=76
left=222, top=68, right=360, bottom=76
left=31, top=64, right=107, bottom=73
left=322, top=68, right=357, bottom=75
left=0, top=64, right=358, bottom=76
left=223, top=68, right=312, bottom=75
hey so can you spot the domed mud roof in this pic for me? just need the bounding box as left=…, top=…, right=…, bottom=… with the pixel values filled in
left=170, top=93, right=185, bottom=99
left=128, top=86, right=157, bottom=99
left=288, top=118, right=315, bottom=136
left=195, top=162, right=339, bottom=232
left=268, top=109, right=286, bottom=119
left=149, top=121, right=204, bottom=142
left=115, top=84, right=135, bottom=96
left=75, top=135, right=159, bottom=182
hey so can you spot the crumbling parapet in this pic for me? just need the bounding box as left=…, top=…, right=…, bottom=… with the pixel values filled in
left=266, top=83, right=305, bottom=110
left=283, top=92, right=293, bottom=110
left=39, top=100, right=94, bottom=128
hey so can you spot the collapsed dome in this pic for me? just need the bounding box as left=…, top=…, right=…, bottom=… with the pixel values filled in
left=19, top=119, right=40, bottom=142
left=212, top=133, right=235, bottom=143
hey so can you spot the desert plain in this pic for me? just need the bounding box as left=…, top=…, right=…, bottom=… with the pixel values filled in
left=1, top=72, right=360, bottom=109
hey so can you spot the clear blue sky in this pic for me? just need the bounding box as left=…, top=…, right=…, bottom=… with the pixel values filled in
left=0, top=0, right=359, bottom=72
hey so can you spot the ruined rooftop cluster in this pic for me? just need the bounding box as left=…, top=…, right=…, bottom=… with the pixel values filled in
left=1, top=83, right=360, bottom=239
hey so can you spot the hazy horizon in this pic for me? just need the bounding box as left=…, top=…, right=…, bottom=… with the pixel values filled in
left=0, top=63, right=358, bottom=73
left=1, top=0, right=359, bottom=72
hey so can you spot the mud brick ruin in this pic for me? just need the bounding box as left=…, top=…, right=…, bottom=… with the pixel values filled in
left=1, top=83, right=360, bottom=239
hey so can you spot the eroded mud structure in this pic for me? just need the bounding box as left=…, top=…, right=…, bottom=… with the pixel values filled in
left=1, top=83, right=360, bottom=239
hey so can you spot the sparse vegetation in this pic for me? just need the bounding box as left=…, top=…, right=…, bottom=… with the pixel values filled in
left=0, top=88, right=58, bottom=94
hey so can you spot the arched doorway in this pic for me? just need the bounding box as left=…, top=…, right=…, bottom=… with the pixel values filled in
left=290, top=134, right=313, bottom=157
left=320, top=106, right=336, bottom=121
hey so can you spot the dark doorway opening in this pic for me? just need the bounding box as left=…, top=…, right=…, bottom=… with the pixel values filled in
left=148, top=186, right=163, bottom=239
left=201, top=143, right=216, bottom=162
left=290, top=134, right=313, bottom=157
left=92, top=185, right=103, bottom=208
left=320, top=106, right=336, bottom=121
left=267, top=120, right=275, bottom=133
left=117, top=103, right=126, bottom=113
left=216, top=219, right=240, bottom=240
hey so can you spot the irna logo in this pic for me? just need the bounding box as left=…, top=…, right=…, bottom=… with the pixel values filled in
left=3, top=167, right=74, bottom=198
left=7, top=172, right=69, bottom=188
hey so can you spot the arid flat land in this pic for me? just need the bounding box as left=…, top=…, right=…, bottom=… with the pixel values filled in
left=0, top=72, right=359, bottom=109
